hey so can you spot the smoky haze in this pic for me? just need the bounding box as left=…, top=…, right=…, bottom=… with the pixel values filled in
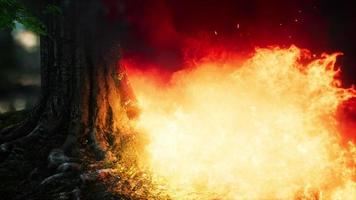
left=103, top=0, right=356, bottom=85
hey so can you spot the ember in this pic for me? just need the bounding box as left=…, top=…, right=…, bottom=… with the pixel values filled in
left=123, top=45, right=356, bottom=199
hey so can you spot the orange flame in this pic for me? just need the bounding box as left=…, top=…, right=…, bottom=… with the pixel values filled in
left=124, top=45, right=356, bottom=199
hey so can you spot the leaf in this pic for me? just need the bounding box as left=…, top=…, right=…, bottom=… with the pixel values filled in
left=44, top=4, right=62, bottom=16
left=0, top=0, right=19, bottom=29
left=19, top=15, right=46, bottom=35
left=0, top=0, right=46, bottom=35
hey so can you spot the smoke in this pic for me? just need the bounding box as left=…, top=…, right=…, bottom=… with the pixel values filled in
left=109, top=0, right=332, bottom=72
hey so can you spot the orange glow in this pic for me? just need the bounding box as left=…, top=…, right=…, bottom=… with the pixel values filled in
left=124, top=46, right=356, bottom=199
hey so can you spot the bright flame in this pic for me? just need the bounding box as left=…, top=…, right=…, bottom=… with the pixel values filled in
left=125, top=46, right=356, bottom=199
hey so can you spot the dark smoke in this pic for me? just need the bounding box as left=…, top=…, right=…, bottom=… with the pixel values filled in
left=102, top=0, right=356, bottom=85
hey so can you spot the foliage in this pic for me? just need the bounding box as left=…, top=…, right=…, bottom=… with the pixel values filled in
left=44, top=4, right=62, bottom=16
left=0, top=0, right=45, bottom=35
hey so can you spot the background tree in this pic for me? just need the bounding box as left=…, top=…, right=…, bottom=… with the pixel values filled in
left=0, top=1, right=140, bottom=199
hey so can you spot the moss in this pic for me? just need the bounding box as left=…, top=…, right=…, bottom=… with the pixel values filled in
left=0, top=109, right=28, bottom=130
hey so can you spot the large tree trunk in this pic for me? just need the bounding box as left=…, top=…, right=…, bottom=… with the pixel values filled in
left=0, top=1, right=138, bottom=199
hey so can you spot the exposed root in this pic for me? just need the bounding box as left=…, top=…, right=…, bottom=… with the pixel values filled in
left=61, top=132, right=77, bottom=153
left=40, top=172, right=67, bottom=185
left=88, top=129, right=106, bottom=160
left=0, top=106, right=42, bottom=144
left=0, top=122, right=30, bottom=144
left=0, top=143, right=12, bottom=163
left=15, top=171, right=82, bottom=200
left=48, top=149, right=70, bottom=168
left=0, top=125, right=45, bottom=163
left=0, top=110, right=29, bottom=138
left=57, top=162, right=81, bottom=172
left=1, top=124, right=44, bottom=151
left=48, top=148, right=80, bottom=169
left=0, top=123, right=20, bottom=138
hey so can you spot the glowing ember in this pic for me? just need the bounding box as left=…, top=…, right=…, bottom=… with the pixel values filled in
left=124, top=46, right=356, bottom=199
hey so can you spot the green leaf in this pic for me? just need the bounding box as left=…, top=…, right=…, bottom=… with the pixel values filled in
left=0, top=0, right=19, bottom=29
left=44, top=4, right=62, bottom=16
left=19, top=15, right=46, bottom=35
left=0, top=0, right=46, bottom=35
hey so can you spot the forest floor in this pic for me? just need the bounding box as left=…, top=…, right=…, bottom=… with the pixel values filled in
left=0, top=111, right=123, bottom=200
left=0, top=111, right=168, bottom=200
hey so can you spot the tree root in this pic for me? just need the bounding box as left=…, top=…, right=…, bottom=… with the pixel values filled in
left=0, top=109, right=122, bottom=200
left=0, top=124, right=44, bottom=162
left=0, top=107, right=42, bottom=144
left=48, top=148, right=81, bottom=169
left=88, top=129, right=106, bottom=161
left=40, top=172, right=67, bottom=185
left=57, top=162, right=81, bottom=172
left=15, top=171, right=82, bottom=200
left=0, top=123, right=20, bottom=137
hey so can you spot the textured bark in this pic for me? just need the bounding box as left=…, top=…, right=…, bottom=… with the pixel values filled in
left=0, top=1, right=138, bottom=199
left=35, top=0, right=136, bottom=158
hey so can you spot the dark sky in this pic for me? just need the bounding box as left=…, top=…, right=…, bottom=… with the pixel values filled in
left=319, top=0, right=356, bottom=86
left=104, top=0, right=356, bottom=86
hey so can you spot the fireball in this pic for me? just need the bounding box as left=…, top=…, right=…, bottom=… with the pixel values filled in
left=124, top=46, right=356, bottom=199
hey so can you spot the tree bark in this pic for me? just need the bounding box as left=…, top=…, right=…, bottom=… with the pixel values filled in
left=0, top=1, right=138, bottom=199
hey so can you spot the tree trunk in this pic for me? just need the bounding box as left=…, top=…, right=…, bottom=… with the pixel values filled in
left=0, top=1, right=138, bottom=199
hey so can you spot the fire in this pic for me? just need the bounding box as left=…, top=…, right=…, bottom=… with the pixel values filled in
left=123, top=46, right=356, bottom=199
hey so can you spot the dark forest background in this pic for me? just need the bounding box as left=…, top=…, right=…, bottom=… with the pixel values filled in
left=0, top=0, right=355, bottom=114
